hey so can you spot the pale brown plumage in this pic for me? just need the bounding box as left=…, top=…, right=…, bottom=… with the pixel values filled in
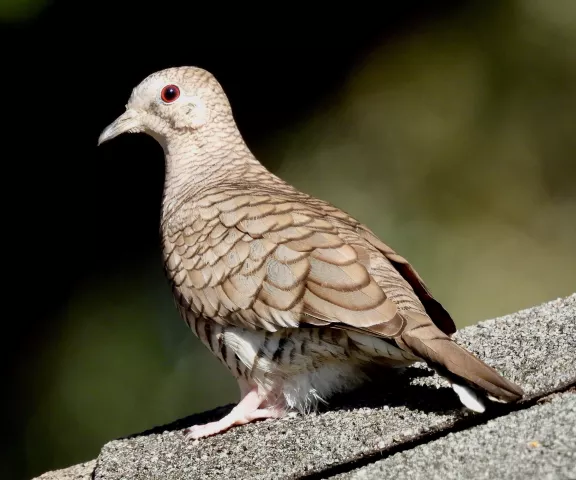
left=98, top=66, right=524, bottom=439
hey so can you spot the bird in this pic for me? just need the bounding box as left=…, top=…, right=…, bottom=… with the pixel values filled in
left=98, top=66, right=524, bottom=440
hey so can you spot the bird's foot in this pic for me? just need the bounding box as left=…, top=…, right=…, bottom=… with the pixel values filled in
left=184, top=386, right=284, bottom=440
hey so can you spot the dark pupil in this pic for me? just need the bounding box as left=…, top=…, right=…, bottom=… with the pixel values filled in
left=164, top=87, right=177, bottom=100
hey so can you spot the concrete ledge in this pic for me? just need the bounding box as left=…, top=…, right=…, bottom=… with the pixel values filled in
left=33, top=460, right=96, bottom=480
left=34, top=294, right=576, bottom=480
left=336, top=389, right=576, bottom=480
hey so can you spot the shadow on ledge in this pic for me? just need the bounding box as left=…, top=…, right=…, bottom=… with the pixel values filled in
left=128, top=365, right=461, bottom=441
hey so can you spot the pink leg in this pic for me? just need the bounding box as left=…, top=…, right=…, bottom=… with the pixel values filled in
left=184, top=386, right=283, bottom=440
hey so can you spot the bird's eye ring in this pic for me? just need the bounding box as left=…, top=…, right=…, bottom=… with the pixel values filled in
left=160, top=84, right=180, bottom=103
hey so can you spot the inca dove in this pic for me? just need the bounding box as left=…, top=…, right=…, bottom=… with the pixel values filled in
left=98, top=66, right=523, bottom=440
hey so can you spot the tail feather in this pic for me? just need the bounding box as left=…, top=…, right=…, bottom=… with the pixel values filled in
left=399, top=316, right=524, bottom=405
left=452, top=383, right=486, bottom=412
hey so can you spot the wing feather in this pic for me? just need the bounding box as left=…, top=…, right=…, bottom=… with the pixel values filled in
left=164, top=188, right=432, bottom=338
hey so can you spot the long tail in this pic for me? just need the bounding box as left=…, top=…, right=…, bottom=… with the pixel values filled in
left=398, top=314, right=524, bottom=412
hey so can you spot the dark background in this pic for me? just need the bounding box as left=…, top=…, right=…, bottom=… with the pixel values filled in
left=3, top=1, right=576, bottom=479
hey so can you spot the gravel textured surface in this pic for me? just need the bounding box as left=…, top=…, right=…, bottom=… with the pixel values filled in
left=89, top=294, right=575, bottom=480
left=33, top=294, right=575, bottom=480
left=338, top=390, right=576, bottom=480
left=451, top=294, right=576, bottom=399
left=33, top=460, right=96, bottom=480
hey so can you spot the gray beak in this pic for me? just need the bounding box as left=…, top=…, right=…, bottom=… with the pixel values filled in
left=97, top=109, right=142, bottom=146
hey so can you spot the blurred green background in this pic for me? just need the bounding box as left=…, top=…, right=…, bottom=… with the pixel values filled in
left=4, top=1, right=576, bottom=479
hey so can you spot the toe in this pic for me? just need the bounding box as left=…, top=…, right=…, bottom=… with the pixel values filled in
left=184, top=421, right=229, bottom=440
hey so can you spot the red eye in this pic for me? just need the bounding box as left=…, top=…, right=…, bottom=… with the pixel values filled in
left=161, top=84, right=180, bottom=103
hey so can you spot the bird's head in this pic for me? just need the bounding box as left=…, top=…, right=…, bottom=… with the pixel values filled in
left=97, top=66, right=235, bottom=150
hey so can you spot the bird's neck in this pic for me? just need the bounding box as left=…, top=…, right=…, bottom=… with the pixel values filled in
left=160, top=130, right=267, bottom=220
